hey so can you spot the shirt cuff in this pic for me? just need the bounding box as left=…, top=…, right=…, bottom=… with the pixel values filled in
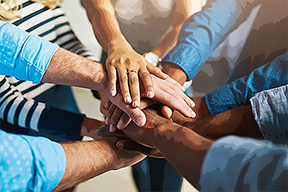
left=250, top=85, right=288, bottom=144
left=205, top=83, right=238, bottom=115
left=163, top=43, right=202, bottom=80
left=17, top=34, right=59, bottom=83
left=38, top=106, right=85, bottom=142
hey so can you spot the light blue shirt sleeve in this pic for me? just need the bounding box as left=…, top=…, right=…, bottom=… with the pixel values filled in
left=0, top=20, right=59, bottom=83
left=163, top=0, right=257, bottom=80
left=0, top=129, right=66, bottom=191
left=205, top=52, right=288, bottom=115
left=250, top=85, right=288, bottom=145
left=200, top=136, right=288, bottom=192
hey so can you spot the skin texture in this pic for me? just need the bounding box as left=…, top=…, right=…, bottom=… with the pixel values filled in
left=42, top=48, right=196, bottom=126
left=113, top=99, right=264, bottom=189
left=118, top=107, right=213, bottom=189
left=81, top=0, right=200, bottom=116
left=52, top=136, right=146, bottom=191
left=171, top=100, right=264, bottom=140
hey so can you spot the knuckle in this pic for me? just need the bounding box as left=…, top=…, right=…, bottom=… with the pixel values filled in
left=129, top=77, right=138, bottom=84
left=119, top=76, right=127, bottom=83
left=124, top=58, right=132, bottom=66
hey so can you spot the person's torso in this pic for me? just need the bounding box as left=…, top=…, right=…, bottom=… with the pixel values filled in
left=111, top=0, right=176, bottom=54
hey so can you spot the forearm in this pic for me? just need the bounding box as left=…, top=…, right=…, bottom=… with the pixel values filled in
left=151, top=0, right=202, bottom=58
left=41, top=48, right=108, bottom=93
left=151, top=123, right=212, bottom=188
left=53, top=140, right=117, bottom=191
left=163, top=0, right=257, bottom=80
left=182, top=103, right=264, bottom=140
left=81, top=0, right=129, bottom=53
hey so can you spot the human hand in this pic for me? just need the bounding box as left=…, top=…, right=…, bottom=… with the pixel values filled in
left=148, top=75, right=196, bottom=118
left=116, top=139, right=164, bottom=158
left=104, top=98, right=155, bottom=132
left=106, top=43, right=168, bottom=107
left=105, top=75, right=196, bottom=130
left=80, top=117, right=107, bottom=140
left=172, top=96, right=210, bottom=126
left=98, top=135, right=147, bottom=170
left=95, top=124, right=164, bottom=158
left=122, top=106, right=173, bottom=148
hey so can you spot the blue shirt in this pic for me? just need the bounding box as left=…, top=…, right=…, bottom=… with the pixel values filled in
left=205, top=52, right=288, bottom=115
left=250, top=85, right=288, bottom=145
left=0, top=129, right=65, bottom=191
left=200, top=84, right=288, bottom=191
left=0, top=20, right=59, bottom=83
left=163, top=0, right=257, bottom=80
left=0, top=20, right=65, bottom=191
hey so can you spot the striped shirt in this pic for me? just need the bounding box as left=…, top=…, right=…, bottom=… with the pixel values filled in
left=0, top=0, right=99, bottom=141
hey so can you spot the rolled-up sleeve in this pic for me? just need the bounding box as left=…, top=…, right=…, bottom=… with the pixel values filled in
left=0, top=129, right=65, bottom=191
left=205, top=52, right=288, bottom=115
left=200, top=136, right=288, bottom=191
left=163, top=0, right=256, bottom=80
left=0, top=21, right=59, bottom=83
left=250, top=85, right=288, bottom=145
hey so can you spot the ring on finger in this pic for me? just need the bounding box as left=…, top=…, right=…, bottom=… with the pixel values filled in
left=140, top=71, right=150, bottom=78
left=126, top=69, right=137, bottom=75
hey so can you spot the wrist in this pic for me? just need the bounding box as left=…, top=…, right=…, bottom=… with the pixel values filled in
left=162, top=62, right=187, bottom=85
left=107, top=36, right=132, bottom=53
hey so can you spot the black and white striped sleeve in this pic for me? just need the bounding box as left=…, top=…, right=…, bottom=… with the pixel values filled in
left=0, top=75, right=84, bottom=141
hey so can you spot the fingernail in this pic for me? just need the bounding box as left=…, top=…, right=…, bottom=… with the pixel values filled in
left=117, top=120, right=124, bottom=128
left=191, top=111, right=196, bottom=118
left=133, top=100, right=139, bottom=107
left=163, top=73, right=170, bottom=78
left=109, top=124, right=114, bottom=132
left=111, top=90, right=116, bottom=97
left=147, top=91, right=154, bottom=98
left=104, top=102, right=109, bottom=109
left=117, top=142, right=124, bottom=149
left=125, top=97, right=132, bottom=104
left=167, top=110, right=172, bottom=118
left=105, top=118, right=109, bottom=125
left=136, top=117, right=145, bottom=126
left=190, top=101, right=195, bottom=108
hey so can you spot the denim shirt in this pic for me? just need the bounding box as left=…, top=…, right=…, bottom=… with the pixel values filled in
left=200, top=136, right=288, bottom=191
left=205, top=52, right=288, bottom=115
left=0, top=21, right=65, bottom=191
left=0, top=20, right=59, bottom=83
left=250, top=85, right=288, bottom=145
left=200, top=84, right=288, bottom=191
left=163, top=0, right=257, bottom=80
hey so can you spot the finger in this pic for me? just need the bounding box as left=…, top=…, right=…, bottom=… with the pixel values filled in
left=118, top=66, right=131, bottom=104
left=139, top=98, right=155, bottom=110
left=106, top=63, right=117, bottom=96
left=103, top=100, right=112, bottom=110
left=146, top=63, right=169, bottom=79
left=161, top=105, right=173, bottom=118
left=155, top=89, right=195, bottom=118
left=139, top=67, right=154, bottom=99
left=97, top=125, right=127, bottom=138
left=108, top=92, right=146, bottom=126
left=110, top=107, right=125, bottom=132
left=106, top=104, right=117, bottom=125
left=116, top=140, right=164, bottom=158
left=117, top=113, right=131, bottom=129
left=166, top=76, right=185, bottom=92
left=128, top=69, right=140, bottom=107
